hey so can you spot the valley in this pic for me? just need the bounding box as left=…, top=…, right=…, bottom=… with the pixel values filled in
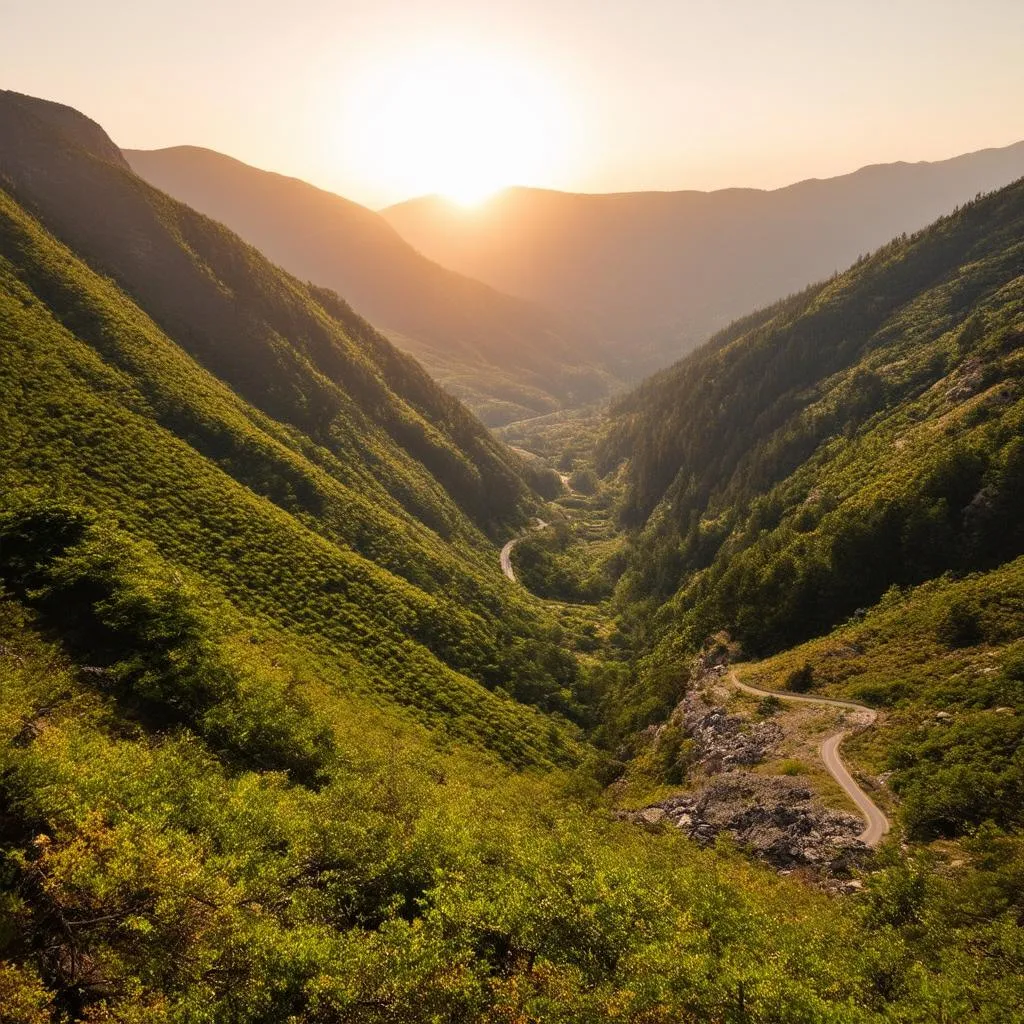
left=0, top=82, right=1022, bottom=1023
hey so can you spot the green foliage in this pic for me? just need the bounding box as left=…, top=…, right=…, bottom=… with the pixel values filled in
left=889, top=702, right=1024, bottom=839
left=6, top=598, right=1021, bottom=1023
left=603, top=179, right=1024, bottom=660
left=744, top=560, right=1024, bottom=841
left=0, top=176, right=583, bottom=765
left=0, top=502, right=335, bottom=784
left=785, top=662, right=816, bottom=693
left=511, top=523, right=613, bottom=604
left=0, top=604, right=958, bottom=1023
left=935, top=599, right=983, bottom=648
left=651, top=723, right=698, bottom=785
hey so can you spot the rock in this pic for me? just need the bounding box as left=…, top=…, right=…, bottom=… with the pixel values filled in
left=635, top=773, right=867, bottom=872
left=670, top=689, right=782, bottom=772
left=638, top=807, right=666, bottom=825
left=624, top=649, right=870, bottom=877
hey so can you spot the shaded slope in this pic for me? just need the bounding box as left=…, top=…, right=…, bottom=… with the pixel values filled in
left=125, top=145, right=615, bottom=424
left=0, top=186, right=583, bottom=764
left=0, top=89, right=533, bottom=532
left=0, top=89, right=595, bottom=757
left=384, top=143, right=1024, bottom=371
left=600, top=176, right=1024, bottom=666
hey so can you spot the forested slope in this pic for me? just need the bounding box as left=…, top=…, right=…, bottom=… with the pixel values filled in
left=125, top=146, right=614, bottom=425
left=0, top=90, right=1021, bottom=1021
left=0, top=90, right=542, bottom=531
left=602, top=176, right=1024, bottom=649
left=0, top=89, right=588, bottom=754
left=597, top=179, right=1024, bottom=822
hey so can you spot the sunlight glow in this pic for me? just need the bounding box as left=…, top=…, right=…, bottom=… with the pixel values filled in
left=340, top=44, right=571, bottom=206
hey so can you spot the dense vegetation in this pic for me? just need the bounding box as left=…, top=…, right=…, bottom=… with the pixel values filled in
left=3, top=598, right=1024, bottom=1022
left=1, top=89, right=1022, bottom=1020
left=601, top=178, right=1024, bottom=658
left=596, top=176, right=1024, bottom=858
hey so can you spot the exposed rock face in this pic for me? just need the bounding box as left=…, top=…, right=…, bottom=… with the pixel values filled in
left=645, top=774, right=867, bottom=871
left=674, top=687, right=782, bottom=772
left=622, top=648, right=869, bottom=875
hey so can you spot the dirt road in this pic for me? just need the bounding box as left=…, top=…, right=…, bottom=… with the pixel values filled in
left=729, top=672, right=890, bottom=846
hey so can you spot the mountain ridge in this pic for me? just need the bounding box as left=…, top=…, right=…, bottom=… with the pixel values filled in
left=123, top=143, right=616, bottom=425
left=383, top=140, right=1024, bottom=373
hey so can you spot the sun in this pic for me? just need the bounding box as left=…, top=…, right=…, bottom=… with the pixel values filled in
left=340, top=44, right=570, bottom=206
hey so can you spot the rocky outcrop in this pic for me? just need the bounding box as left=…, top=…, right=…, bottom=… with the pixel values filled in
left=674, top=687, right=781, bottom=772
left=622, top=645, right=871, bottom=875
left=623, top=774, right=867, bottom=872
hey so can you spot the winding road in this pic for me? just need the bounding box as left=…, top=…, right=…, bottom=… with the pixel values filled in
left=500, top=519, right=548, bottom=583
left=728, top=672, right=890, bottom=846
left=496, top=515, right=889, bottom=846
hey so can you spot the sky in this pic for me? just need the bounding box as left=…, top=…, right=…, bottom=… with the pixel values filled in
left=4, top=0, right=1024, bottom=208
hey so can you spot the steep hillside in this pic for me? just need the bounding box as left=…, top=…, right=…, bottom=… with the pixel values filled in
left=124, top=146, right=615, bottom=424
left=0, top=88, right=596, bottom=753
left=598, top=177, right=1024, bottom=737
left=0, top=90, right=1021, bottom=1021
left=0, top=90, right=542, bottom=533
left=737, top=559, right=1024, bottom=843
left=384, top=143, right=1024, bottom=372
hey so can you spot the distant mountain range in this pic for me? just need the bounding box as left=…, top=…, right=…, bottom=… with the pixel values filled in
left=124, top=146, right=616, bottom=425
left=383, top=143, right=1024, bottom=372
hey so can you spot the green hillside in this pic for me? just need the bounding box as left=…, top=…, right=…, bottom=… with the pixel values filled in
left=0, top=89, right=585, bottom=756
left=596, top=179, right=1024, bottom=843
left=1, top=89, right=1021, bottom=1021
left=124, top=146, right=616, bottom=426
left=737, top=558, right=1024, bottom=842
left=601, top=178, right=1024, bottom=652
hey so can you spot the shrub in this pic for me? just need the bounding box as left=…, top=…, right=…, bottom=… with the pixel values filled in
left=935, top=600, right=983, bottom=648
left=785, top=663, right=815, bottom=693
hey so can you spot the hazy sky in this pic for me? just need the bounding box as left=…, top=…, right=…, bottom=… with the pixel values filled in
left=5, top=0, right=1023, bottom=207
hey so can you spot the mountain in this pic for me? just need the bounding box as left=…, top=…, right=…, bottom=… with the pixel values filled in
left=0, top=86, right=592, bottom=756
left=123, top=145, right=615, bottom=425
left=597, top=174, right=1024, bottom=806
left=0, top=90, right=1019, bottom=1021
left=383, top=142, right=1024, bottom=373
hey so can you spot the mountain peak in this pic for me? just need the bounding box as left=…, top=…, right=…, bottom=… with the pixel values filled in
left=0, top=89, right=129, bottom=170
